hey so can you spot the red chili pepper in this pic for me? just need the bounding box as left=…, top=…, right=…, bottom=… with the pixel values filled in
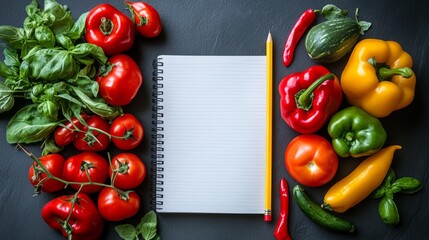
left=282, top=9, right=317, bottom=67
left=274, top=178, right=291, bottom=240
left=278, top=65, right=342, bottom=134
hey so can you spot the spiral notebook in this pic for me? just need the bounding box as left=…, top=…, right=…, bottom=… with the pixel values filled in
left=152, top=55, right=266, bottom=214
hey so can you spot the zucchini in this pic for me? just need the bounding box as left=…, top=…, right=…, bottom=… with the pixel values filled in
left=293, top=185, right=355, bottom=233
left=305, top=6, right=371, bottom=63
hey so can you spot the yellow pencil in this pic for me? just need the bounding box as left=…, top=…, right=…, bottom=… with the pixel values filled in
left=264, top=31, right=273, bottom=222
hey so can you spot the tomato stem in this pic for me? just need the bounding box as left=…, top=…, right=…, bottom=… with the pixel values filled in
left=99, top=17, right=114, bottom=35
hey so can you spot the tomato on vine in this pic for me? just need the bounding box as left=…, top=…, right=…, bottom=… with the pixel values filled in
left=97, top=187, right=141, bottom=221
left=54, top=114, right=89, bottom=146
left=110, top=113, right=144, bottom=150
left=73, top=115, right=110, bottom=152
left=62, top=152, right=109, bottom=193
left=110, top=153, right=146, bottom=190
left=28, top=154, right=65, bottom=193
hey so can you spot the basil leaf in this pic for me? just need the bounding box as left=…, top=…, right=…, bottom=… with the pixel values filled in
left=0, top=81, right=14, bottom=113
left=43, top=0, right=74, bottom=34
left=41, top=139, right=63, bottom=156
left=6, top=104, right=58, bottom=143
left=0, top=26, right=26, bottom=49
left=138, top=211, right=158, bottom=240
left=65, top=12, right=88, bottom=41
left=115, top=224, right=138, bottom=240
left=71, top=43, right=107, bottom=64
left=3, top=48, right=20, bottom=68
left=37, top=100, right=59, bottom=119
left=26, top=48, right=79, bottom=81
left=392, top=177, right=423, bottom=194
left=35, top=25, right=55, bottom=48
left=319, top=4, right=348, bottom=20
left=72, top=87, right=122, bottom=119
left=67, top=75, right=99, bottom=97
left=55, top=33, right=74, bottom=50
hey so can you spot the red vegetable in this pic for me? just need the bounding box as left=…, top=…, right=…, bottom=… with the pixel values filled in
left=274, top=178, right=291, bottom=240
left=54, top=114, right=89, bottom=146
left=28, top=154, right=65, bottom=193
left=41, top=193, right=104, bottom=240
left=282, top=9, right=317, bottom=67
left=97, top=187, right=141, bottom=221
left=97, top=54, right=143, bottom=106
left=279, top=65, right=342, bottom=134
left=110, top=153, right=146, bottom=190
left=62, top=152, right=109, bottom=193
left=73, top=115, right=110, bottom=152
left=85, top=3, right=135, bottom=55
left=285, top=134, right=338, bottom=187
left=125, top=1, right=162, bottom=38
left=110, top=113, right=144, bottom=150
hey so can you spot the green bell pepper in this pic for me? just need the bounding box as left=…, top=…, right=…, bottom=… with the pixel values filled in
left=327, top=106, right=386, bottom=158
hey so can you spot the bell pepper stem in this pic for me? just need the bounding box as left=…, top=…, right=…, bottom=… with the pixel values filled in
left=378, top=67, right=413, bottom=80
left=296, top=73, right=334, bottom=110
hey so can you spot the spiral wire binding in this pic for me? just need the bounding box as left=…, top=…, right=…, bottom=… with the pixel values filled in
left=150, top=57, right=165, bottom=211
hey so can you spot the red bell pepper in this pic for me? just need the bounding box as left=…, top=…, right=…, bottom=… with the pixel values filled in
left=41, top=193, right=104, bottom=240
left=279, top=65, right=342, bottom=134
left=85, top=3, right=135, bottom=55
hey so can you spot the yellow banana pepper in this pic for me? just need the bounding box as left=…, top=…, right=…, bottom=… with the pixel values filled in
left=341, top=38, right=415, bottom=118
left=322, top=145, right=401, bottom=213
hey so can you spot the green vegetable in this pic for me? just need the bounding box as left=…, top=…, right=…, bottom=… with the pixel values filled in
left=293, top=185, right=355, bottom=233
left=371, top=168, right=423, bottom=227
left=115, top=210, right=160, bottom=240
left=305, top=4, right=371, bottom=63
left=0, top=0, right=122, bottom=150
left=327, top=106, right=387, bottom=158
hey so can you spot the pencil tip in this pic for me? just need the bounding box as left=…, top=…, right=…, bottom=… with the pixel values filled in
left=267, top=31, right=272, bottom=41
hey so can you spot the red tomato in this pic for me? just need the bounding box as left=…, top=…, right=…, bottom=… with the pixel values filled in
left=28, top=154, right=65, bottom=193
left=285, top=134, right=338, bottom=187
left=97, top=187, right=140, bottom=221
left=110, top=114, right=144, bottom=150
left=97, top=54, right=142, bottom=106
left=110, top=153, right=146, bottom=190
left=125, top=1, right=162, bottom=38
left=73, top=115, right=110, bottom=152
left=63, top=152, right=109, bottom=193
left=85, top=3, right=135, bottom=55
left=54, top=114, right=89, bottom=146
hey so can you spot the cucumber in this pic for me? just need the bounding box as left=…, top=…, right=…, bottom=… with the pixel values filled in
left=293, top=185, right=356, bottom=233
left=305, top=7, right=371, bottom=63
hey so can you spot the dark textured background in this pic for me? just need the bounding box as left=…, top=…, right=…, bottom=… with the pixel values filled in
left=1, top=0, right=428, bottom=239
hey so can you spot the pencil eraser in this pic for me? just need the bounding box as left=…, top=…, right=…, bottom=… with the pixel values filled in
left=264, top=214, right=272, bottom=222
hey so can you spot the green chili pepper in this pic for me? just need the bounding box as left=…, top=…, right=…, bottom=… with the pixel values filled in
left=327, top=106, right=387, bottom=158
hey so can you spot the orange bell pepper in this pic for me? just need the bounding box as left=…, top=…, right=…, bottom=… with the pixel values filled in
left=340, top=38, right=415, bottom=118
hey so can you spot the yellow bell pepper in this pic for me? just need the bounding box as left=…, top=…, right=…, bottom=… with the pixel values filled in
left=322, top=145, right=401, bottom=213
left=341, top=38, right=415, bottom=118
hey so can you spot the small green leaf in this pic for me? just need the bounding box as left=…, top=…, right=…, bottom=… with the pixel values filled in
left=319, top=4, right=349, bottom=20
left=138, top=210, right=158, bottom=240
left=115, top=224, right=138, bottom=240
left=392, top=177, right=423, bottom=194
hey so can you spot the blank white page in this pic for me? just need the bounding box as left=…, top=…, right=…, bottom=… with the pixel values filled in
left=155, top=55, right=266, bottom=214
